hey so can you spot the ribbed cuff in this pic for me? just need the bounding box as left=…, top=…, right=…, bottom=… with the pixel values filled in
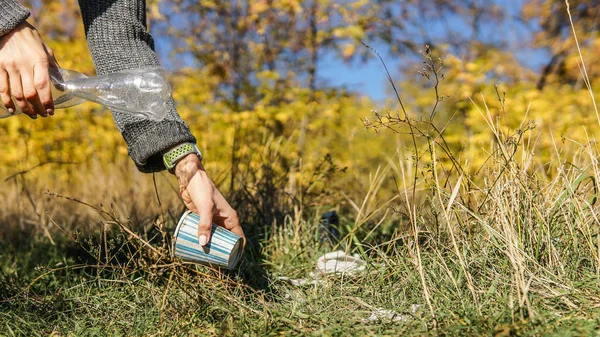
left=122, top=120, right=197, bottom=173
left=0, top=1, right=30, bottom=37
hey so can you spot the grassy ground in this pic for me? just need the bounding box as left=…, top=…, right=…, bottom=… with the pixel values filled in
left=4, top=109, right=600, bottom=336
left=4, top=42, right=600, bottom=337
left=2, top=146, right=600, bottom=336
left=2, top=223, right=600, bottom=336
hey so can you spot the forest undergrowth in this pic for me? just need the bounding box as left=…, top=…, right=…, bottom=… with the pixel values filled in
left=3, top=3, right=600, bottom=334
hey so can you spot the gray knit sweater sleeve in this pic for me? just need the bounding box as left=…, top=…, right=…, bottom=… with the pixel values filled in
left=78, top=0, right=196, bottom=173
left=0, top=0, right=30, bottom=36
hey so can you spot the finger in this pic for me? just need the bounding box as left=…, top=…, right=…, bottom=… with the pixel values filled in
left=181, top=190, right=197, bottom=213
left=21, top=69, right=46, bottom=117
left=44, top=46, right=63, bottom=90
left=212, top=213, right=245, bottom=241
left=212, top=191, right=246, bottom=247
left=224, top=218, right=245, bottom=248
left=7, top=70, right=34, bottom=118
left=187, top=173, right=215, bottom=246
left=0, top=70, right=13, bottom=114
left=44, top=45, right=60, bottom=69
left=33, top=61, right=53, bottom=116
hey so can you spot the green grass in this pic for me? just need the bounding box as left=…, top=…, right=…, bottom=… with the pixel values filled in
left=2, top=199, right=600, bottom=337
left=4, top=119, right=600, bottom=335
left=5, top=26, right=600, bottom=335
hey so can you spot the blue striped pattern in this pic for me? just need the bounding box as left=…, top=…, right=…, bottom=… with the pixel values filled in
left=173, top=211, right=243, bottom=269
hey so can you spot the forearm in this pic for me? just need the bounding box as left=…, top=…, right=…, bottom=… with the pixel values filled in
left=78, top=0, right=196, bottom=172
left=0, top=0, right=30, bottom=37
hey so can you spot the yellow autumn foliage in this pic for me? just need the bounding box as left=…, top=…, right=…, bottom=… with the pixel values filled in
left=2, top=0, right=600, bottom=210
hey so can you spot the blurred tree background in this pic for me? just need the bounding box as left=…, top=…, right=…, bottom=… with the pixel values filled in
left=1, top=0, right=599, bottom=229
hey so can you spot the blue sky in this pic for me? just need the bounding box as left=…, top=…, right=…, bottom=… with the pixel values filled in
left=153, top=32, right=400, bottom=102
left=313, top=0, right=549, bottom=102
left=316, top=50, right=398, bottom=102
left=152, top=0, right=549, bottom=103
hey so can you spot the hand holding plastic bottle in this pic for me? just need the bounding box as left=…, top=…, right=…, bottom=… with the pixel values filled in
left=0, top=21, right=58, bottom=118
left=0, top=19, right=246, bottom=251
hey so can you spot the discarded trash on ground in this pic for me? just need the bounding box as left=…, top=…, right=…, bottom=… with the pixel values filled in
left=363, top=304, right=423, bottom=323
left=277, top=250, right=368, bottom=286
left=277, top=251, right=422, bottom=325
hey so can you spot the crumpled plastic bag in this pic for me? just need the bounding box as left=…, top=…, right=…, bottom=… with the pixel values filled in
left=277, top=251, right=423, bottom=324
left=277, top=250, right=368, bottom=286
left=362, top=304, right=423, bottom=323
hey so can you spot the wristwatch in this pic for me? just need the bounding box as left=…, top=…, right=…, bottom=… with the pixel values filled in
left=163, top=142, right=202, bottom=171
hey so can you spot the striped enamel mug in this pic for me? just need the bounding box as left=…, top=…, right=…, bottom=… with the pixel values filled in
left=172, top=211, right=244, bottom=269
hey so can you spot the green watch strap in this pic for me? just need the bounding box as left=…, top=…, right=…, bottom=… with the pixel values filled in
left=163, top=143, right=202, bottom=170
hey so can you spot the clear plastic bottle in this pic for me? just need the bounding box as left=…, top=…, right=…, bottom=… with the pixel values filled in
left=0, top=67, right=171, bottom=121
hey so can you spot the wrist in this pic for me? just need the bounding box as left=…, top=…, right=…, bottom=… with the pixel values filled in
left=2, top=20, right=32, bottom=37
left=162, top=142, right=202, bottom=173
left=173, top=153, right=203, bottom=176
left=173, top=154, right=206, bottom=191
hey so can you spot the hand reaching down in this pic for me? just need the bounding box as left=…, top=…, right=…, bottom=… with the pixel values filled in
left=173, top=153, right=246, bottom=247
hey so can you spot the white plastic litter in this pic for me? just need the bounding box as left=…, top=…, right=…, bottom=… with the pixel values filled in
left=317, top=250, right=367, bottom=274
left=365, top=308, right=407, bottom=322
left=363, top=304, right=423, bottom=323
left=277, top=277, right=321, bottom=287
left=277, top=251, right=422, bottom=325
left=278, top=250, right=369, bottom=286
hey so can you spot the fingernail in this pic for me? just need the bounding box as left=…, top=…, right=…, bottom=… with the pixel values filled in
left=198, top=235, right=208, bottom=246
left=7, top=108, right=14, bottom=114
left=47, top=109, right=54, bottom=116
